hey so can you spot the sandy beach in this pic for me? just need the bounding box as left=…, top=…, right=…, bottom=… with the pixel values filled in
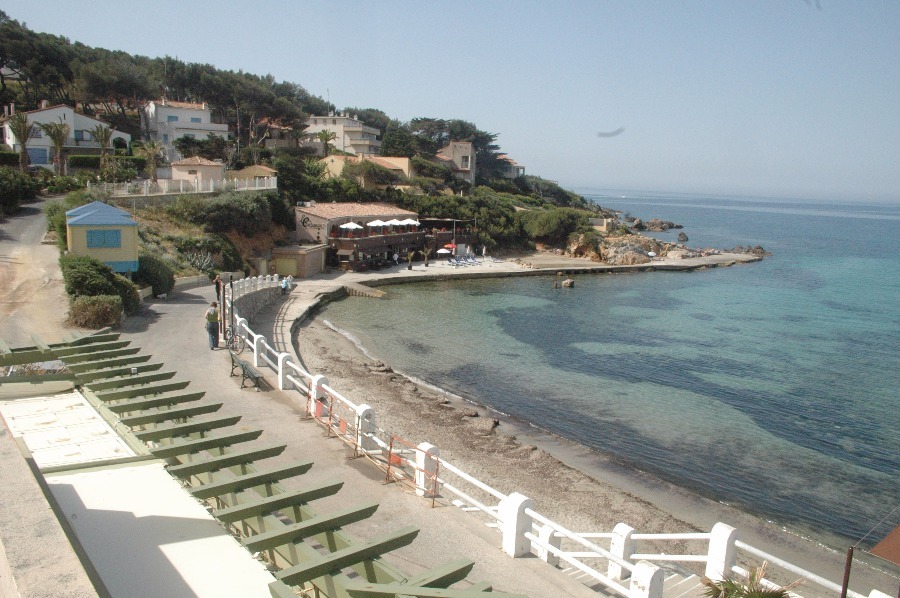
left=293, top=251, right=898, bottom=591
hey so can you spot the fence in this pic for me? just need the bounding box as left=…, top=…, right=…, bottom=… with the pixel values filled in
left=87, top=176, right=277, bottom=198
left=223, top=275, right=896, bottom=598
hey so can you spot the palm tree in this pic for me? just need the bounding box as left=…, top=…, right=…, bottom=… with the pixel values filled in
left=7, top=112, right=33, bottom=172
left=135, top=139, right=165, bottom=182
left=90, top=123, right=114, bottom=173
left=315, top=129, right=337, bottom=157
left=702, top=561, right=802, bottom=598
left=37, top=121, right=71, bottom=176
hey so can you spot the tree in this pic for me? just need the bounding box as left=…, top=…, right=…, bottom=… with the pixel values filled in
left=7, top=112, right=32, bottom=172
left=38, top=120, right=71, bottom=176
left=135, top=139, right=164, bottom=181
left=315, top=129, right=337, bottom=156
left=90, top=123, right=113, bottom=173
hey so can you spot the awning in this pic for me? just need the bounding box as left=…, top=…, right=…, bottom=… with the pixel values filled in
left=336, top=249, right=355, bottom=256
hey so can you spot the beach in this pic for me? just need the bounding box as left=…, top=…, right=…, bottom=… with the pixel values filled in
left=292, top=251, right=897, bottom=590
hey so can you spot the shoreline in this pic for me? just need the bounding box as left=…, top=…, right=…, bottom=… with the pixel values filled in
left=295, top=312, right=894, bottom=590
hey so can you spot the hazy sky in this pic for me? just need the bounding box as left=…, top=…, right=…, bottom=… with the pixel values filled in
left=8, top=1, right=899, bottom=202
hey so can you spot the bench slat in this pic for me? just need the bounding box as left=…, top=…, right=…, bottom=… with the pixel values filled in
left=214, top=480, right=344, bottom=523
left=242, top=502, right=379, bottom=552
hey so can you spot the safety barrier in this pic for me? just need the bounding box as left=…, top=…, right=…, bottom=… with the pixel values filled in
left=222, top=274, right=896, bottom=598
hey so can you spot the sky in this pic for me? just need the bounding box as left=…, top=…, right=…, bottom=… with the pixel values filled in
left=7, top=1, right=899, bottom=202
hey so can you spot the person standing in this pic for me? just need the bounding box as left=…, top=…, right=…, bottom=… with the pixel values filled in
left=204, top=302, right=220, bottom=350
left=213, top=274, right=223, bottom=302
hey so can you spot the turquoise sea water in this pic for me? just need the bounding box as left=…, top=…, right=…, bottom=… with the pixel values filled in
left=317, top=193, right=900, bottom=548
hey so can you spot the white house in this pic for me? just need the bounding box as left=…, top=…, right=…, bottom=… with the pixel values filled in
left=0, top=102, right=131, bottom=170
left=436, top=141, right=476, bottom=184
left=142, top=99, right=229, bottom=161
left=303, top=113, right=381, bottom=156
left=497, top=154, right=526, bottom=179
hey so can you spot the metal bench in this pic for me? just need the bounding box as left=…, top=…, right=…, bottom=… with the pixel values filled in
left=238, top=358, right=262, bottom=391
left=229, top=351, right=242, bottom=377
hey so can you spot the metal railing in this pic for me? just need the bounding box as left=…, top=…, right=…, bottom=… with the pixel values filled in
left=87, top=176, right=277, bottom=197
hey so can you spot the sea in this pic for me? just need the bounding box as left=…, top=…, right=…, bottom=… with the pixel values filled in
left=316, top=191, right=900, bottom=551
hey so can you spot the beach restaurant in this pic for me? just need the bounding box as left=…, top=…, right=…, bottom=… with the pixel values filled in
left=294, top=201, right=424, bottom=271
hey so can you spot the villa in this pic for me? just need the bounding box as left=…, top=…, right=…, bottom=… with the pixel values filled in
left=0, top=102, right=131, bottom=171
left=142, top=99, right=229, bottom=162
left=303, top=112, right=381, bottom=156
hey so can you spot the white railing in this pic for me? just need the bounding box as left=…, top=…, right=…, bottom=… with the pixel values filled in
left=220, top=275, right=896, bottom=598
left=87, top=176, right=278, bottom=198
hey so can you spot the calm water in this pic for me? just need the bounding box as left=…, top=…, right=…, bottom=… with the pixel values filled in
left=318, top=192, right=900, bottom=548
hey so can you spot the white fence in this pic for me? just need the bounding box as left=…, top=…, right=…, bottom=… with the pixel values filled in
left=87, top=176, right=277, bottom=197
left=224, top=275, right=895, bottom=598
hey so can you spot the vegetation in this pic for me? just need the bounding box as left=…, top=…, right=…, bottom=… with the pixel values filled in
left=37, top=121, right=70, bottom=175
left=134, top=255, right=175, bottom=297
left=68, top=295, right=122, bottom=328
left=7, top=112, right=32, bottom=171
left=0, top=166, right=40, bottom=213
left=59, top=254, right=139, bottom=320
left=702, top=562, right=802, bottom=598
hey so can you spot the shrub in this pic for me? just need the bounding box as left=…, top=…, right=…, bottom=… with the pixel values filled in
left=201, top=191, right=273, bottom=235
left=68, top=295, right=122, bottom=328
left=112, top=274, right=140, bottom=316
left=134, top=255, right=175, bottom=296
left=165, top=195, right=207, bottom=223
left=46, top=176, right=83, bottom=194
left=59, top=255, right=140, bottom=316
left=0, top=152, right=18, bottom=166
left=68, top=155, right=101, bottom=169
left=0, top=166, right=40, bottom=214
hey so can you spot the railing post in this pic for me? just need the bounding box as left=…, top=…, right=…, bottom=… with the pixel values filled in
left=499, top=492, right=533, bottom=557
left=705, top=522, right=738, bottom=580
left=252, top=335, right=264, bottom=367
left=629, top=561, right=663, bottom=598
left=277, top=353, right=294, bottom=390
left=415, top=442, right=439, bottom=498
left=536, top=524, right=560, bottom=566
left=609, top=522, right=636, bottom=581
left=355, top=404, right=377, bottom=452
left=309, top=374, right=329, bottom=417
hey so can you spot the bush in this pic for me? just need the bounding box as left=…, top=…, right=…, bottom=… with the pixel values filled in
left=68, top=155, right=101, bottom=169
left=201, top=191, right=273, bottom=235
left=134, top=255, right=175, bottom=296
left=0, top=166, right=40, bottom=214
left=112, top=274, right=140, bottom=316
left=68, top=295, right=122, bottom=328
left=46, top=176, right=83, bottom=194
left=0, top=152, right=18, bottom=166
left=59, top=255, right=140, bottom=316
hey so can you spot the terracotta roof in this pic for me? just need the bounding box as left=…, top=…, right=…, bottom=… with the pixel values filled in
left=171, top=156, right=223, bottom=166
left=0, top=104, right=116, bottom=128
left=296, top=202, right=417, bottom=219
left=367, top=157, right=405, bottom=171
left=154, top=99, right=207, bottom=110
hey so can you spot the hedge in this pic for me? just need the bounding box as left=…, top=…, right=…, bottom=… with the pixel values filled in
left=59, top=254, right=140, bottom=316
left=134, top=255, right=175, bottom=296
left=0, top=166, right=40, bottom=214
left=0, top=152, right=18, bottom=166
left=67, top=155, right=147, bottom=171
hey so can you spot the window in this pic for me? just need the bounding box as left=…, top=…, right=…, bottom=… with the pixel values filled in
left=74, top=130, right=84, bottom=141
left=86, top=229, right=121, bottom=248
left=167, top=115, right=179, bottom=122
left=190, top=117, right=201, bottom=123
left=188, top=169, right=198, bottom=175
left=162, top=134, right=169, bottom=144
left=461, top=156, right=470, bottom=169
left=332, top=119, right=336, bottom=125
left=30, top=128, right=42, bottom=138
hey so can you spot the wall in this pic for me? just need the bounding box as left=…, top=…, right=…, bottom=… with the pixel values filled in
left=66, top=224, right=139, bottom=273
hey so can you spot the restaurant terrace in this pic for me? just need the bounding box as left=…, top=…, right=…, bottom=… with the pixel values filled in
left=294, top=202, right=479, bottom=271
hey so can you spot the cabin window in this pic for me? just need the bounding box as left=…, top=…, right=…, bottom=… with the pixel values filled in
left=167, top=115, right=179, bottom=122
left=86, top=230, right=121, bottom=248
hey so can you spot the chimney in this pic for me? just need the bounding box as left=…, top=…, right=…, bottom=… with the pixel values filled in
left=2, top=105, right=7, bottom=117
left=40, top=99, right=49, bottom=109
left=202, top=102, right=207, bottom=110
left=9, top=102, right=14, bottom=115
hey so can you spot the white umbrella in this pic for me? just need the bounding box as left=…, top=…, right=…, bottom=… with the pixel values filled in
left=399, top=218, right=419, bottom=226
left=437, top=248, right=452, bottom=254
left=647, top=251, right=657, bottom=257
left=340, top=222, right=363, bottom=230
left=366, top=220, right=387, bottom=227
left=385, top=219, right=403, bottom=226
